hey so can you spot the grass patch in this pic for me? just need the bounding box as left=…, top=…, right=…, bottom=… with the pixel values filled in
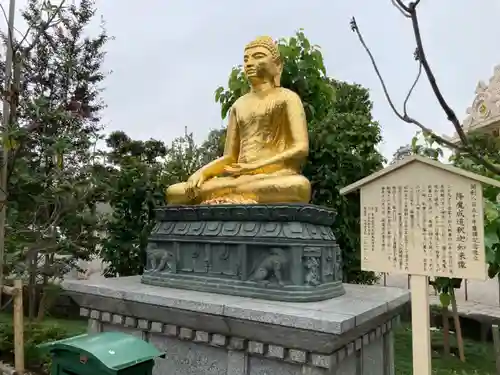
left=395, top=323, right=497, bottom=374
left=0, top=312, right=87, bottom=374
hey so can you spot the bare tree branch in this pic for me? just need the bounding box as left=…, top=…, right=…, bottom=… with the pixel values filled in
left=403, top=56, right=422, bottom=116
left=0, top=3, right=8, bottom=29
left=405, top=1, right=469, bottom=145
left=391, top=0, right=410, bottom=17
left=349, top=17, right=408, bottom=124
left=350, top=18, right=446, bottom=141
left=350, top=16, right=500, bottom=175
left=393, top=0, right=422, bottom=12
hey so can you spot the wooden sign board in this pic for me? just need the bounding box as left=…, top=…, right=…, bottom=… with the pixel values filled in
left=340, top=155, right=500, bottom=375
left=360, top=162, right=486, bottom=280
left=340, top=155, right=500, bottom=280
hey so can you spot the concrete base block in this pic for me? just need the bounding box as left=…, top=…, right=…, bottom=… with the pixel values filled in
left=64, top=276, right=409, bottom=375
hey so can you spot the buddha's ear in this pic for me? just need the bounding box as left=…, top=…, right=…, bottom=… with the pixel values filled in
left=273, top=57, right=283, bottom=87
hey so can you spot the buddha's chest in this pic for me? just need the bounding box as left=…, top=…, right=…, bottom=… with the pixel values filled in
left=236, top=97, right=287, bottom=137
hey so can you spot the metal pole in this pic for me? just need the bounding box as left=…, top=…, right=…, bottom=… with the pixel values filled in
left=0, top=0, right=16, bottom=306
left=498, top=275, right=500, bottom=306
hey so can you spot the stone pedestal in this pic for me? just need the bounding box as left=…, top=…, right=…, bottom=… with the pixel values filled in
left=142, top=204, right=344, bottom=302
left=63, top=277, right=409, bottom=375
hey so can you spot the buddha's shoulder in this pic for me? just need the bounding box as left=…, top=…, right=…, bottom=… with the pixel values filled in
left=232, top=94, right=249, bottom=108
left=276, top=87, right=302, bottom=101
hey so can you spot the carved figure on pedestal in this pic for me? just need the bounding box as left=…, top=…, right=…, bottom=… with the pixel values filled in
left=166, top=36, right=311, bottom=205
left=335, top=247, right=343, bottom=282
left=145, top=244, right=175, bottom=273
left=250, top=248, right=287, bottom=286
left=304, top=256, right=321, bottom=286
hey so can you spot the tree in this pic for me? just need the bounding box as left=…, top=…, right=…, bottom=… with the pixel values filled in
left=211, top=31, right=385, bottom=283
left=164, top=127, right=204, bottom=185
left=0, top=0, right=69, bottom=304
left=100, top=131, right=167, bottom=277
left=100, top=128, right=214, bottom=277
left=199, top=128, right=225, bottom=166
left=305, top=80, right=385, bottom=283
left=1, top=0, right=109, bottom=319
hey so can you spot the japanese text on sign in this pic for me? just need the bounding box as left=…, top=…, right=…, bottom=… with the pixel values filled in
left=360, top=179, right=485, bottom=279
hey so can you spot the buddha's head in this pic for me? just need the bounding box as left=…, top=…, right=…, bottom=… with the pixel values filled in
left=244, top=36, right=282, bottom=88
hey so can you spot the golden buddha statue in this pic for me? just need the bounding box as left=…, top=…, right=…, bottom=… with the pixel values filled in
left=166, top=36, right=311, bottom=205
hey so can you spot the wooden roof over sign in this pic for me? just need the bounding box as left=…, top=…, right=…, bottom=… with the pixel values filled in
left=339, top=155, right=500, bottom=195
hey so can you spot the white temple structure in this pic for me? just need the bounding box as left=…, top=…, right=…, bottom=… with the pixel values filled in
left=447, top=65, right=500, bottom=143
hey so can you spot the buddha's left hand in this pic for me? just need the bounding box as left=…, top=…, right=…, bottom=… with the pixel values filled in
left=224, top=163, right=260, bottom=175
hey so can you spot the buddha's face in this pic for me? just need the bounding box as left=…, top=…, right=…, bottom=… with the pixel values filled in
left=244, top=46, right=277, bottom=84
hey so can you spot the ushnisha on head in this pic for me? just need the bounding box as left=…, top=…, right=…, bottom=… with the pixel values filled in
left=243, top=36, right=283, bottom=88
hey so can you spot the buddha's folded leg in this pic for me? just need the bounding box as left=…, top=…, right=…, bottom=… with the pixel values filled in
left=165, top=182, right=192, bottom=204
left=233, top=174, right=311, bottom=204
left=166, top=177, right=240, bottom=204
left=197, top=176, right=244, bottom=202
left=167, top=174, right=311, bottom=205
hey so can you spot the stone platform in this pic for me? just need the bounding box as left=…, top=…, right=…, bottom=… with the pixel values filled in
left=63, top=276, right=409, bottom=375
left=142, top=204, right=345, bottom=302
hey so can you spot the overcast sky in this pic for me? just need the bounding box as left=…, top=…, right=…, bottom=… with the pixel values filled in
left=13, top=0, right=500, bottom=160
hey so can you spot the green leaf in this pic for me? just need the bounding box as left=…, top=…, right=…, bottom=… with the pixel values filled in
left=486, top=244, right=496, bottom=263
left=488, top=263, right=500, bottom=279
left=214, top=86, right=224, bottom=102
left=439, top=292, right=451, bottom=307
left=485, top=229, right=499, bottom=250
left=485, top=199, right=500, bottom=222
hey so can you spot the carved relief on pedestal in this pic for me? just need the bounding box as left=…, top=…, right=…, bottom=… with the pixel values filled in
left=142, top=205, right=346, bottom=302
left=460, top=65, right=500, bottom=136
left=145, top=242, right=176, bottom=273
left=178, top=244, right=210, bottom=273
left=335, top=245, right=343, bottom=282
left=249, top=247, right=288, bottom=286
left=303, top=247, right=321, bottom=286
left=209, top=244, right=241, bottom=277
left=322, top=247, right=335, bottom=282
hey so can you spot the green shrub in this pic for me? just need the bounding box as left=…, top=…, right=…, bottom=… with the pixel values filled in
left=0, top=314, right=86, bottom=372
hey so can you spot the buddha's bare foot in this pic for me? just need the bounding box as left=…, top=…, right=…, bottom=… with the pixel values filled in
left=201, top=195, right=258, bottom=205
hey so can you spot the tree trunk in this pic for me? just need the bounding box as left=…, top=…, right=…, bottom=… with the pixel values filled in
left=28, top=252, right=37, bottom=321
left=36, top=253, right=51, bottom=321
left=36, top=286, right=47, bottom=321
left=441, top=304, right=450, bottom=357
left=450, top=288, right=465, bottom=362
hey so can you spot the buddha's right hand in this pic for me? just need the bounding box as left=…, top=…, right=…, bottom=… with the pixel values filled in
left=185, top=171, right=206, bottom=199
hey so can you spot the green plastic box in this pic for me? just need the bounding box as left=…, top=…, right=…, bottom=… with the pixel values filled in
left=39, top=332, right=165, bottom=375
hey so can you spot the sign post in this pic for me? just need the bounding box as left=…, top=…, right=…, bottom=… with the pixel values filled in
left=2, top=279, right=24, bottom=374
left=340, top=155, right=500, bottom=375
left=410, top=274, right=431, bottom=374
